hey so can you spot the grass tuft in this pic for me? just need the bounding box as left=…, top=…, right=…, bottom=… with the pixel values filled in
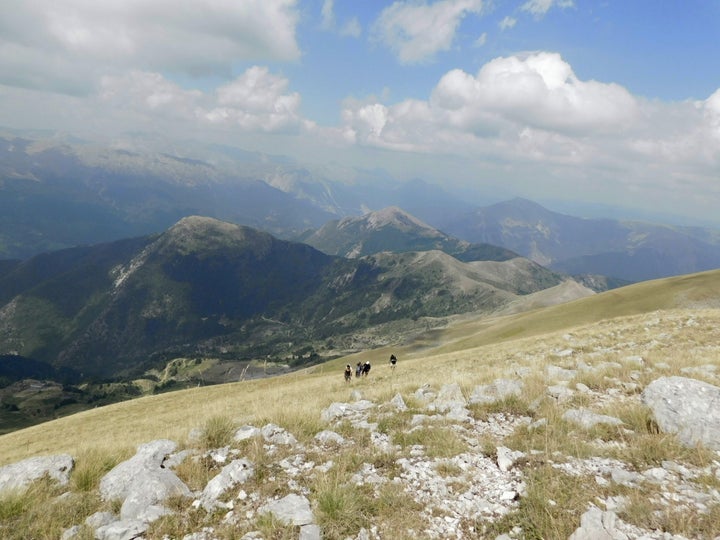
left=620, top=491, right=720, bottom=538
left=71, top=448, right=130, bottom=492
left=393, top=426, right=468, bottom=458
left=200, top=415, right=236, bottom=450
left=486, top=464, right=604, bottom=540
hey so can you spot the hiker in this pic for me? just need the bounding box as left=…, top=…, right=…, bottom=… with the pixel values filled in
left=355, top=362, right=363, bottom=378
left=362, top=361, right=371, bottom=376
left=344, top=364, right=352, bottom=382
left=390, top=354, right=397, bottom=370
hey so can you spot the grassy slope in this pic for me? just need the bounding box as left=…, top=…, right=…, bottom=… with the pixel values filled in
left=1, top=269, right=719, bottom=466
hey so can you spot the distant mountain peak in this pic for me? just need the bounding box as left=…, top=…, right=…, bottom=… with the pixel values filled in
left=360, top=206, right=440, bottom=235
left=170, top=215, right=237, bottom=234
left=303, top=206, right=518, bottom=262
left=161, top=215, right=270, bottom=255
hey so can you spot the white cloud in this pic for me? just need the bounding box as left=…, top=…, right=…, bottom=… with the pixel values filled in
left=98, top=66, right=308, bottom=134
left=321, top=0, right=336, bottom=29
left=474, top=32, right=488, bottom=47
left=340, top=17, right=363, bottom=38
left=0, top=0, right=301, bottom=94
left=100, top=72, right=204, bottom=118
left=207, top=67, right=306, bottom=132
left=499, top=16, right=517, bottom=30
left=439, top=52, right=641, bottom=133
left=321, top=0, right=362, bottom=37
left=343, top=53, right=631, bottom=150
left=334, top=53, right=720, bottom=220
left=372, top=0, right=484, bottom=63
left=521, top=0, right=574, bottom=17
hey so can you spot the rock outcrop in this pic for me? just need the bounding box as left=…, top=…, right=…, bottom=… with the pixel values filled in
left=642, top=376, right=720, bottom=450
left=0, top=454, right=73, bottom=492
left=96, top=439, right=192, bottom=538
left=5, top=312, right=720, bottom=540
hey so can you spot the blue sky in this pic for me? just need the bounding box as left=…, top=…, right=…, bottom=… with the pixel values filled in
left=1, top=0, right=719, bottom=225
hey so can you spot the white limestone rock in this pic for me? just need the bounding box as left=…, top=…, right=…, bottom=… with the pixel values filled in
left=94, top=519, right=148, bottom=540
left=320, top=400, right=374, bottom=422
left=259, top=493, right=314, bottom=526
left=546, top=365, right=577, bottom=381
left=496, top=446, right=525, bottom=472
left=642, top=376, right=720, bottom=450
left=469, top=379, right=523, bottom=405
left=390, top=393, right=408, bottom=411
left=197, top=458, right=254, bottom=511
left=99, top=439, right=191, bottom=523
left=430, top=383, right=467, bottom=413
left=0, top=454, right=74, bottom=493
left=547, top=384, right=574, bottom=401
left=233, top=425, right=261, bottom=442
left=261, top=424, right=297, bottom=446
left=314, top=430, right=346, bottom=446
left=568, top=506, right=627, bottom=540
left=562, top=408, right=624, bottom=430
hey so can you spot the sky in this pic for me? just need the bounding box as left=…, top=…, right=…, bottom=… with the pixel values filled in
left=1, top=0, right=719, bottom=225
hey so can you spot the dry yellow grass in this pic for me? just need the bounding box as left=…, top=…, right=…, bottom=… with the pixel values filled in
left=2, top=270, right=720, bottom=539
left=2, top=268, right=720, bottom=464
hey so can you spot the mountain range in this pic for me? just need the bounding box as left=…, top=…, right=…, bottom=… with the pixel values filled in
left=299, top=206, right=517, bottom=262
left=0, top=214, right=581, bottom=385
left=3, top=132, right=720, bottom=283
left=436, top=198, right=720, bottom=282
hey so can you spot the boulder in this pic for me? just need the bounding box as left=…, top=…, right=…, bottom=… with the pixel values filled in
left=469, top=379, right=523, bottom=405
left=94, top=519, right=148, bottom=540
left=197, top=458, right=254, bottom=511
left=85, top=511, right=116, bottom=529
left=259, top=493, right=314, bottom=526
left=390, top=393, right=408, bottom=411
left=261, top=424, right=297, bottom=446
left=299, top=524, right=322, bottom=540
left=496, top=446, right=524, bottom=472
left=0, top=454, right=73, bottom=493
left=562, top=408, right=624, bottom=430
left=547, top=384, right=574, bottom=401
left=61, top=525, right=82, bottom=540
left=314, top=430, right=346, bottom=446
left=642, top=376, right=720, bottom=450
left=430, top=383, right=467, bottom=417
left=320, top=400, right=374, bottom=422
left=568, top=506, right=628, bottom=540
left=233, top=425, right=261, bottom=442
left=414, top=384, right=436, bottom=403
left=546, top=365, right=577, bottom=381
left=99, top=439, right=191, bottom=522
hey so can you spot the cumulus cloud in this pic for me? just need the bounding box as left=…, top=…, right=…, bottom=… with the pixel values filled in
left=341, top=51, right=641, bottom=153
left=98, top=71, right=204, bottom=130
left=337, top=53, right=719, bottom=222
left=521, top=0, right=574, bottom=17
left=372, top=0, right=484, bottom=63
left=335, top=52, right=720, bottom=218
left=338, top=53, right=716, bottom=171
left=432, top=52, right=640, bottom=133
left=99, top=66, right=308, bottom=134
left=206, top=67, right=306, bottom=132
left=0, top=0, right=301, bottom=94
